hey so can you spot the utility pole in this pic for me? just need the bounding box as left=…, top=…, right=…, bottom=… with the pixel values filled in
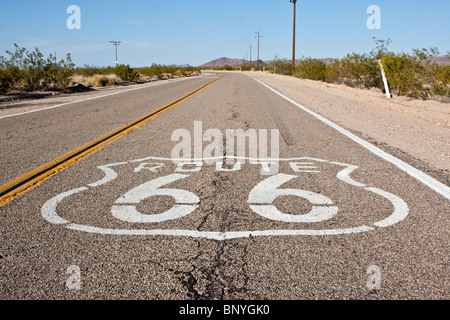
left=248, top=44, right=254, bottom=65
left=109, top=41, right=121, bottom=67
left=290, top=0, right=297, bottom=76
left=255, top=31, right=263, bottom=69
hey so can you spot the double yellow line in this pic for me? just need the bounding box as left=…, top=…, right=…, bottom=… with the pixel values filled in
left=0, top=75, right=225, bottom=207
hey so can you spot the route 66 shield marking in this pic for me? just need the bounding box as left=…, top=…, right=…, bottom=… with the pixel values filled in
left=41, top=156, right=409, bottom=240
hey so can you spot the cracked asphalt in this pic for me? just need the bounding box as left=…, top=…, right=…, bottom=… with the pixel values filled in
left=0, top=72, right=448, bottom=300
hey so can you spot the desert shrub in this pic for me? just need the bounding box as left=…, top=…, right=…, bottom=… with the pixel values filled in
left=295, top=57, right=327, bottom=81
left=271, top=56, right=292, bottom=75
left=42, top=53, right=75, bottom=90
left=338, top=53, right=382, bottom=89
left=139, top=64, right=164, bottom=79
left=240, top=65, right=254, bottom=71
left=431, top=64, right=450, bottom=96
left=2, top=44, right=26, bottom=91
left=0, top=68, right=13, bottom=94
left=112, top=64, right=139, bottom=82
left=20, top=47, right=46, bottom=91
left=75, top=65, right=110, bottom=77
left=137, top=65, right=201, bottom=78
left=268, top=39, right=447, bottom=99
left=324, top=59, right=342, bottom=84
left=85, top=75, right=107, bottom=87
left=416, top=49, right=449, bottom=97
left=173, top=68, right=186, bottom=77
left=85, top=74, right=121, bottom=87
left=381, top=52, right=427, bottom=98
left=210, top=65, right=239, bottom=71
left=1, top=44, right=75, bottom=92
left=0, top=56, right=20, bottom=94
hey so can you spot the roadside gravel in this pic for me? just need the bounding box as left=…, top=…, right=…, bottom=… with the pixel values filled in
left=245, top=71, right=450, bottom=182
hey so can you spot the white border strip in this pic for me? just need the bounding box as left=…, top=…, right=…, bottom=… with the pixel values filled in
left=248, top=74, right=450, bottom=201
left=0, top=76, right=199, bottom=120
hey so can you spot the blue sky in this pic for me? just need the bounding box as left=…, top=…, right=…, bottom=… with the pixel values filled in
left=0, top=0, right=449, bottom=67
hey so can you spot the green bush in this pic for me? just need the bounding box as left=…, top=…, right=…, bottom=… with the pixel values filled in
left=0, top=56, right=20, bottom=94
left=381, top=52, right=427, bottom=98
left=271, top=56, right=292, bottom=75
left=240, top=65, right=254, bottom=71
left=271, top=38, right=448, bottom=100
left=295, top=57, right=327, bottom=81
left=137, top=64, right=201, bottom=79
left=0, top=68, right=12, bottom=94
left=431, top=64, right=449, bottom=96
left=1, top=44, right=75, bottom=92
left=419, top=50, right=449, bottom=97
left=338, top=53, right=382, bottom=89
left=75, top=64, right=139, bottom=82
left=139, top=64, right=164, bottom=79
left=85, top=74, right=121, bottom=87
left=324, top=59, right=342, bottom=84
left=43, top=53, right=75, bottom=90
left=75, top=65, right=111, bottom=77
left=113, top=64, right=139, bottom=82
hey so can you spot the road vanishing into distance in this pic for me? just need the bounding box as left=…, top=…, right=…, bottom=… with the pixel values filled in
left=0, top=72, right=448, bottom=300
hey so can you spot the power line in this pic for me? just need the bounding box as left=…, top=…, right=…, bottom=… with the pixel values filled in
left=290, top=0, right=297, bottom=76
left=109, top=41, right=121, bottom=67
left=255, top=30, right=263, bottom=69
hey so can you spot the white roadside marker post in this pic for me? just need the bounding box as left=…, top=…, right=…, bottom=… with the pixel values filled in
left=378, top=60, right=391, bottom=99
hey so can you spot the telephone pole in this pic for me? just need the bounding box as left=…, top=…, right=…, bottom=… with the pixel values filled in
left=248, top=44, right=254, bottom=65
left=109, top=41, right=121, bottom=67
left=255, top=31, right=263, bottom=69
left=290, top=0, right=297, bottom=76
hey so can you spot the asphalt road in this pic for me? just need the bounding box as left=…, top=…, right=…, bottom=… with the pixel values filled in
left=0, top=72, right=448, bottom=300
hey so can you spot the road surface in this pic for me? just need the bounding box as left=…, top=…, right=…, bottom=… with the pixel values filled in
left=0, top=72, right=448, bottom=300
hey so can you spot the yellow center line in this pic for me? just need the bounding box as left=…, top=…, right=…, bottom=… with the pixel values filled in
left=0, top=75, right=225, bottom=207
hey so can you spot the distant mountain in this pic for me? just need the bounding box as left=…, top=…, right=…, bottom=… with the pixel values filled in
left=317, top=58, right=335, bottom=65
left=429, top=55, right=450, bottom=66
left=200, top=57, right=268, bottom=68
left=200, top=57, right=248, bottom=67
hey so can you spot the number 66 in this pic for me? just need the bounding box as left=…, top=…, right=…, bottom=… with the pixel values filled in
left=111, top=173, right=338, bottom=224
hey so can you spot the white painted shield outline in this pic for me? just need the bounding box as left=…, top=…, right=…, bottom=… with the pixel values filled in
left=41, top=156, right=409, bottom=240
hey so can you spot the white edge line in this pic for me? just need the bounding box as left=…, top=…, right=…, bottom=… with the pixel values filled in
left=247, top=74, right=450, bottom=201
left=65, top=224, right=374, bottom=240
left=0, top=76, right=198, bottom=120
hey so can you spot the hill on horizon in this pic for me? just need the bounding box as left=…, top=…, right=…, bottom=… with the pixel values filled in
left=200, top=57, right=266, bottom=68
